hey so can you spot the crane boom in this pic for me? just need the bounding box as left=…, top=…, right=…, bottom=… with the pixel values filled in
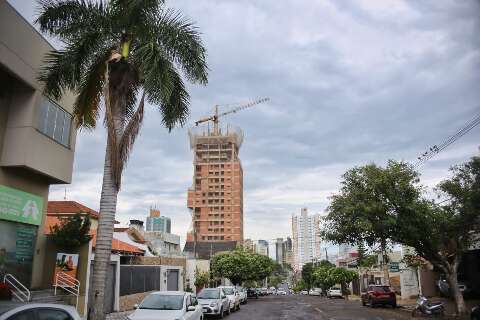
left=194, top=97, right=269, bottom=135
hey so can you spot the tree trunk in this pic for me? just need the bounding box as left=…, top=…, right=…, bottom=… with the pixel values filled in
left=380, top=242, right=390, bottom=286
left=445, top=259, right=467, bottom=317
left=89, top=142, right=119, bottom=320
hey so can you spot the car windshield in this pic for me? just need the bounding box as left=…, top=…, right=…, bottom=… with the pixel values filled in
left=331, top=288, right=340, bottom=291
left=222, top=288, right=234, bottom=295
left=373, top=286, right=391, bottom=292
left=198, top=289, right=220, bottom=299
left=139, top=294, right=184, bottom=310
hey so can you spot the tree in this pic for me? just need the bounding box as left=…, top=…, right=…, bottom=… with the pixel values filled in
left=211, top=249, right=275, bottom=285
left=36, top=1, right=207, bottom=319
left=301, top=262, right=315, bottom=293
left=322, top=161, right=420, bottom=285
left=312, top=266, right=335, bottom=294
left=328, top=268, right=358, bottom=300
left=194, top=268, right=210, bottom=292
left=48, top=213, right=92, bottom=252
left=392, top=157, right=480, bottom=316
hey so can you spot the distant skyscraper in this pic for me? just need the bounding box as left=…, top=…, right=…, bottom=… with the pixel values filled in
left=284, top=237, right=293, bottom=266
left=292, top=208, right=322, bottom=271
left=146, top=208, right=171, bottom=233
left=275, top=238, right=284, bottom=264
left=257, top=240, right=269, bottom=256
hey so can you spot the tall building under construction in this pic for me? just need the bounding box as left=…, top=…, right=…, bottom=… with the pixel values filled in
left=185, top=126, right=244, bottom=251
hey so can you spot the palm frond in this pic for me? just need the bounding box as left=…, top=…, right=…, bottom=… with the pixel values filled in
left=36, top=0, right=109, bottom=40
left=119, top=92, right=145, bottom=171
left=159, top=68, right=190, bottom=131
left=152, top=8, right=208, bottom=85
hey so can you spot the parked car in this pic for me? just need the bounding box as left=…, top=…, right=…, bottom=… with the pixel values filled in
left=237, top=287, right=248, bottom=304
left=310, top=288, right=321, bottom=296
left=0, top=303, right=81, bottom=320
left=197, top=288, right=230, bottom=318
left=437, top=275, right=472, bottom=297
left=300, top=290, right=308, bottom=295
left=276, top=289, right=287, bottom=295
left=247, top=288, right=259, bottom=299
left=129, top=291, right=203, bottom=320
left=218, top=286, right=241, bottom=312
left=472, top=305, right=480, bottom=320
left=361, top=285, right=397, bottom=308
left=260, top=287, right=268, bottom=296
left=327, top=287, right=343, bottom=298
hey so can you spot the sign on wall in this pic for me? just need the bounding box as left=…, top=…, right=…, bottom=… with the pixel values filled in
left=53, top=253, right=79, bottom=283
left=0, top=185, right=43, bottom=225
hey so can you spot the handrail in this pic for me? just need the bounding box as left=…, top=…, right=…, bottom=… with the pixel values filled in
left=54, top=272, right=80, bottom=309
left=3, top=274, right=30, bottom=302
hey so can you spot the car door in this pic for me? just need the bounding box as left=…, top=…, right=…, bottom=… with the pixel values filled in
left=221, top=291, right=229, bottom=311
left=190, top=296, right=202, bottom=319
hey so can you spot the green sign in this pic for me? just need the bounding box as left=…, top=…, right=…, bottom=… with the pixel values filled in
left=389, top=262, right=400, bottom=272
left=0, top=185, right=43, bottom=225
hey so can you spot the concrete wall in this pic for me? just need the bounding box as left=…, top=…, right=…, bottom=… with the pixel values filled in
left=185, top=259, right=210, bottom=292
left=0, top=1, right=77, bottom=290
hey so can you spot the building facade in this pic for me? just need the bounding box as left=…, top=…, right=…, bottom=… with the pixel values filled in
left=0, top=1, right=76, bottom=289
left=146, top=208, right=171, bottom=233
left=292, top=208, right=322, bottom=271
left=186, top=127, right=244, bottom=247
left=284, top=237, right=294, bottom=266
left=256, top=240, right=269, bottom=257
left=275, top=238, right=284, bottom=264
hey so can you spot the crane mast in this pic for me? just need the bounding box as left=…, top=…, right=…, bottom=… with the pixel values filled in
left=195, top=97, right=269, bottom=135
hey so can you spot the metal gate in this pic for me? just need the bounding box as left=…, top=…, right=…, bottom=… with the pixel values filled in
left=167, top=270, right=179, bottom=291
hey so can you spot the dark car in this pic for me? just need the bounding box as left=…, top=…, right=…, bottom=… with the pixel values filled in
left=361, top=285, right=397, bottom=308
left=247, top=288, right=258, bottom=299
left=472, top=305, right=480, bottom=320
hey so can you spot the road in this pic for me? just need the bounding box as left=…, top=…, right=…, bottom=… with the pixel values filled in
left=222, top=295, right=411, bottom=320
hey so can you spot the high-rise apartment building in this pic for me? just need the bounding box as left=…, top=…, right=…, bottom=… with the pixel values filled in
left=256, top=240, right=269, bottom=256
left=275, top=238, right=284, bottom=264
left=284, top=237, right=294, bottom=266
left=292, top=208, right=322, bottom=271
left=146, top=208, right=171, bottom=233
left=186, top=127, right=244, bottom=246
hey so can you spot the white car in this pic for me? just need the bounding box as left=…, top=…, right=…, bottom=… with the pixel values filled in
left=310, top=288, right=321, bottom=296
left=237, top=287, right=248, bottom=304
left=128, top=291, right=204, bottom=320
left=327, top=287, right=343, bottom=298
left=0, top=303, right=81, bottom=320
left=218, top=286, right=241, bottom=312
left=197, top=288, right=230, bottom=318
left=276, top=289, right=287, bottom=295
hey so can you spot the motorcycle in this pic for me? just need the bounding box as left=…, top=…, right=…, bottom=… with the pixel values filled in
left=411, top=296, right=445, bottom=317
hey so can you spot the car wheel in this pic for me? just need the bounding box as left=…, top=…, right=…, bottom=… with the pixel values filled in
left=362, top=300, right=366, bottom=306
left=226, top=306, right=231, bottom=314
left=237, top=303, right=240, bottom=311
left=391, top=303, right=397, bottom=308
left=219, top=308, right=224, bottom=319
left=369, top=298, right=374, bottom=308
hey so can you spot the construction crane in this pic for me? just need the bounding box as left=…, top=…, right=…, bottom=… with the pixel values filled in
left=195, top=97, right=269, bottom=135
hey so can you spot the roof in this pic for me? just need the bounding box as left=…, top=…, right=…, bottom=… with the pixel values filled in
left=113, top=232, right=154, bottom=256
left=48, top=201, right=99, bottom=219
left=150, top=291, right=186, bottom=296
left=92, top=231, right=144, bottom=255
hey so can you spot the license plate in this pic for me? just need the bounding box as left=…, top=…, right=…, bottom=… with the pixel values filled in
left=380, top=295, right=390, bottom=298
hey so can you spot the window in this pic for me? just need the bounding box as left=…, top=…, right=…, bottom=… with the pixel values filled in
left=38, top=97, right=72, bottom=147
left=7, top=310, right=35, bottom=320
left=37, top=308, right=73, bottom=320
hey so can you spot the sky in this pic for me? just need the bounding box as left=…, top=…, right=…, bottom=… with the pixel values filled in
left=8, top=0, right=480, bottom=250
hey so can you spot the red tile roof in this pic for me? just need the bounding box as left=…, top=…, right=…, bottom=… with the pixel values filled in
left=48, top=201, right=99, bottom=219
left=91, top=231, right=144, bottom=255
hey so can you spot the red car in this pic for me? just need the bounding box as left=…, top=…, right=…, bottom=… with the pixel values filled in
left=361, top=285, right=397, bottom=308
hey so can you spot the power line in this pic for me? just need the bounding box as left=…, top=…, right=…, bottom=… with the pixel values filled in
left=414, top=110, right=480, bottom=168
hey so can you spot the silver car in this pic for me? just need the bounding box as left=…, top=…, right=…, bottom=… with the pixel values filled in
left=128, top=291, right=203, bottom=320
left=0, top=302, right=81, bottom=320
left=197, top=288, right=230, bottom=318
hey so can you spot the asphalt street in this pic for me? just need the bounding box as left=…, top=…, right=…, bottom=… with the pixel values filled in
left=220, top=295, right=411, bottom=320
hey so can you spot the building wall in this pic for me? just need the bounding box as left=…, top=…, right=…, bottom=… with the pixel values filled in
left=185, top=259, right=210, bottom=293
left=0, top=1, right=76, bottom=289
left=187, top=132, right=244, bottom=243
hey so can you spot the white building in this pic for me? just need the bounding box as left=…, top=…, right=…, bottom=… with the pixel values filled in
left=256, top=240, right=269, bottom=256
left=292, top=208, right=322, bottom=271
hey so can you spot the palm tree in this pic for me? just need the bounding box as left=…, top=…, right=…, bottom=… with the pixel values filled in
left=36, top=1, right=208, bottom=319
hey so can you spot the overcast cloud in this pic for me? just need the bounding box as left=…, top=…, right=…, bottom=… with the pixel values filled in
left=9, top=0, right=480, bottom=247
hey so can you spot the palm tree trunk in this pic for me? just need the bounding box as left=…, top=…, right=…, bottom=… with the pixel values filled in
left=89, top=140, right=119, bottom=320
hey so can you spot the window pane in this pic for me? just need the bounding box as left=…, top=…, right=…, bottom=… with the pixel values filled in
left=7, top=310, right=36, bottom=320
left=61, top=114, right=72, bottom=147
left=38, top=98, right=49, bottom=133
left=37, top=309, right=72, bottom=320
left=46, top=103, right=57, bottom=138
left=54, top=108, right=65, bottom=141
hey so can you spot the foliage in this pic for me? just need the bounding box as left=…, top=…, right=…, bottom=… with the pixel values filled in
left=211, top=248, right=275, bottom=285
left=317, top=260, right=335, bottom=269
left=194, top=268, right=210, bottom=289
left=313, top=265, right=357, bottom=298
left=292, top=280, right=307, bottom=292
left=268, top=275, right=282, bottom=288
left=48, top=213, right=92, bottom=252
left=301, top=262, right=315, bottom=291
